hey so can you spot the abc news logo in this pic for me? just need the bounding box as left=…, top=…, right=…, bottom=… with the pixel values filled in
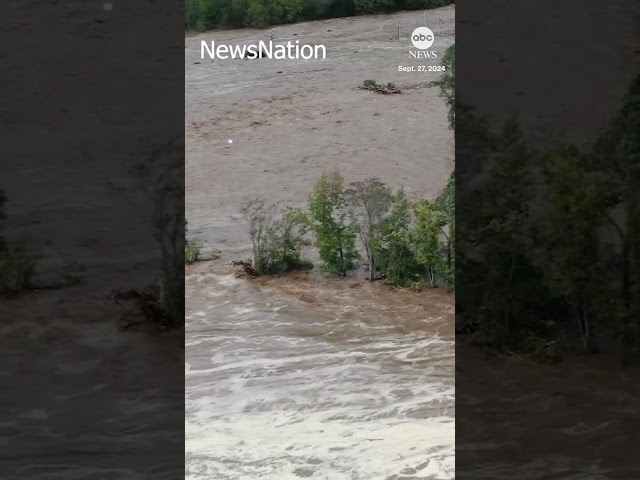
left=410, top=26, right=437, bottom=59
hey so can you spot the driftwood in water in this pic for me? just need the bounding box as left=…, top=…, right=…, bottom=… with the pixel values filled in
left=357, top=82, right=402, bottom=95
left=232, top=260, right=257, bottom=278
left=109, top=288, right=173, bottom=329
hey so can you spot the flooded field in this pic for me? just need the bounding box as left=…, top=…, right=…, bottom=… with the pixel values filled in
left=185, top=7, right=455, bottom=254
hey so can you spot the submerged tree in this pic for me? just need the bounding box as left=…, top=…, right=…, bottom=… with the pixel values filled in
left=240, top=197, right=311, bottom=275
left=434, top=171, right=455, bottom=286
left=149, top=140, right=185, bottom=324
left=434, top=43, right=455, bottom=130
left=376, top=188, right=423, bottom=287
left=537, top=147, right=612, bottom=351
left=308, top=170, right=359, bottom=276
left=346, top=178, right=393, bottom=281
left=414, top=198, right=446, bottom=288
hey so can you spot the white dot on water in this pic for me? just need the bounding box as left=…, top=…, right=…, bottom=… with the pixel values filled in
left=103, top=2, right=113, bottom=11
left=228, top=139, right=233, bottom=144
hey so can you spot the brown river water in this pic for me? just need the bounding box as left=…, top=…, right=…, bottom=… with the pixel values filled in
left=184, top=9, right=456, bottom=478
left=185, top=265, right=455, bottom=479
left=456, top=339, right=640, bottom=480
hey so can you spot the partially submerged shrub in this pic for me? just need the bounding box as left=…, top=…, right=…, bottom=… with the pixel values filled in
left=184, top=220, right=203, bottom=264
left=0, top=247, right=37, bottom=295
left=185, top=242, right=202, bottom=264
left=240, top=198, right=312, bottom=276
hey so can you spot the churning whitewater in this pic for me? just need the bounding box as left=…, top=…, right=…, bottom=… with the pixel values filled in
left=185, top=271, right=454, bottom=479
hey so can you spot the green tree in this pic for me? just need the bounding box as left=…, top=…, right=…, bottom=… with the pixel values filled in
left=458, top=118, right=547, bottom=347
left=354, top=0, right=395, bottom=14
left=246, top=0, right=271, bottom=26
left=414, top=199, right=445, bottom=288
left=592, top=74, right=640, bottom=349
left=435, top=171, right=454, bottom=286
left=434, top=43, right=455, bottom=130
left=376, top=188, right=423, bottom=287
left=283, top=0, right=304, bottom=23
left=538, top=147, right=612, bottom=351
left=308, top=171, right=358, bottom=276
left=346, top=178, right=393, bottom=281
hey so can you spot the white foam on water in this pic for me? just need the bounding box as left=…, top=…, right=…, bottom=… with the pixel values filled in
left=186, top=276, right=454, bottom=479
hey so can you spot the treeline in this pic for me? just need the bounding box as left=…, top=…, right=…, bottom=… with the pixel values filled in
left=457, top=74, right=640, bottom=358
left=239, top=170, right=454, bottom=290
left=186, top=0, right=452, bottom=30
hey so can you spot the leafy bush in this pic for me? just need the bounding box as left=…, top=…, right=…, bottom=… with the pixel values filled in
left=184, top=220, right=204, bottom=264
left=241, top=198, right=312, bottom=276
left=185, top=242, right=203, bottom=264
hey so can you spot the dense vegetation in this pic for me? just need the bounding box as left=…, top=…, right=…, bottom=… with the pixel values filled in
left=186, top=0, right=452, bottom=30
left=457, top=74, right=640, bottom=359
left=240, top=170, right=455, bottom=290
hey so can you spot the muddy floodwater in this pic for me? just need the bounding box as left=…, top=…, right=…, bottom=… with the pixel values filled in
left=185, top=268, right=454, bottom=479
left=185, top=6, right=456, bottom=478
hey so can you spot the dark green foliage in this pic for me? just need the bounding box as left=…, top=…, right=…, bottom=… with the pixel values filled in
left=413, top=198, right=446, bottom=287
left=185, top=243, right=202, bottom=264
left=457, top=74, right=640, bottom=356
left=240, top=174, right=455, bottom=291
left=345, top=178, right=394, bottom=281
left=457, top=113, right=561, bottom=349
left=185, top=0, right=452, bottom=30
left=309, top=171, right=359, bottom=276
left=376, top=188, right=424, bottom=288
left=434, top=43, right=455, bottom=130
left=434, top=170, right=454, bottom=286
